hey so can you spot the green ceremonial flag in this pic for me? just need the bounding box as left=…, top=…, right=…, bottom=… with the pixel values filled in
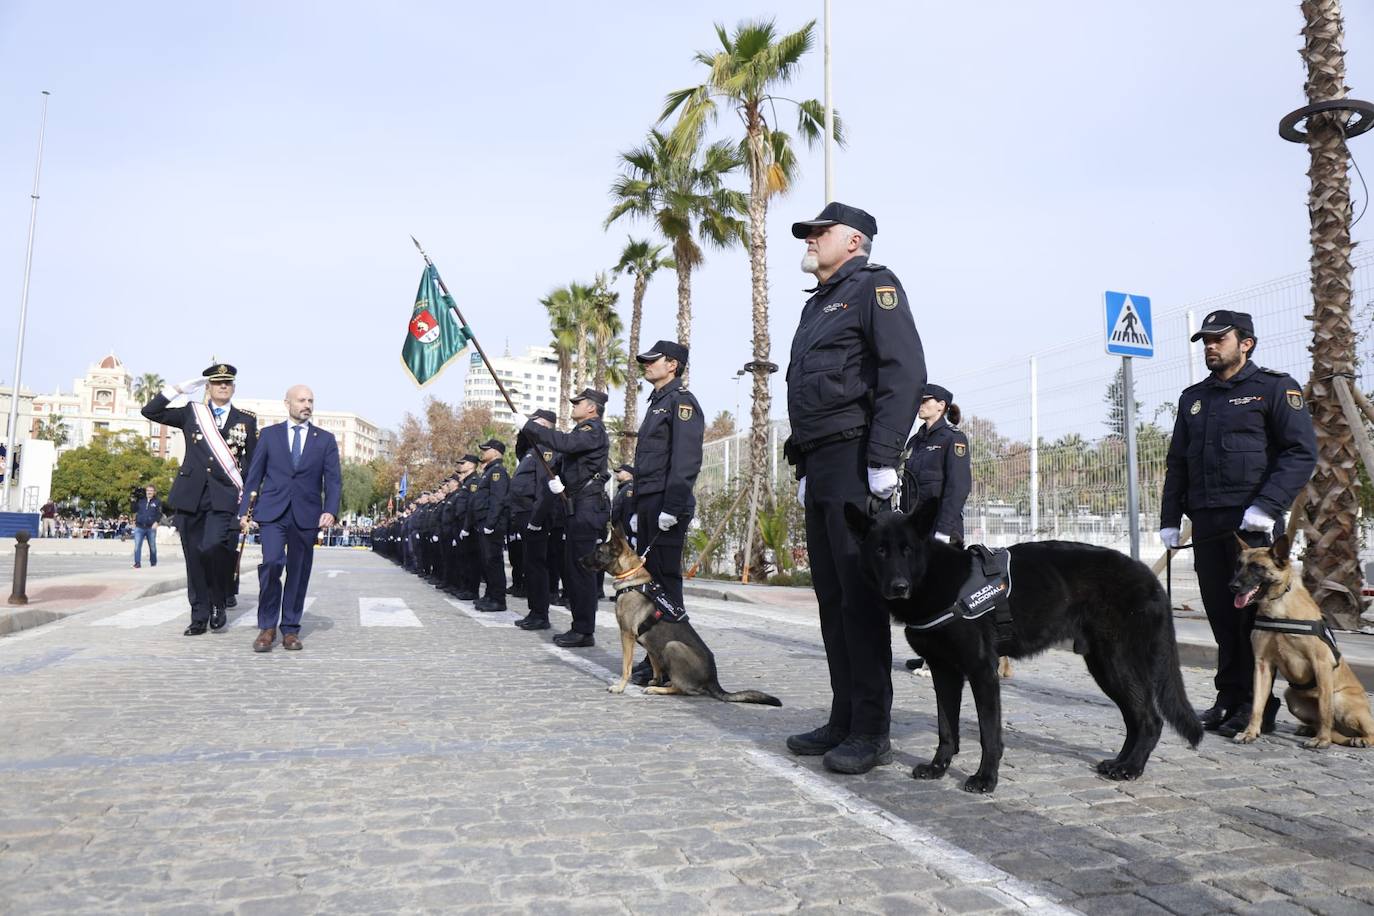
left=401, top=264, right=472, bottom=386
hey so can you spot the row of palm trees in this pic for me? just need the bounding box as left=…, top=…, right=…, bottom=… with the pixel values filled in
left=540, top=17, right=838, bottom=567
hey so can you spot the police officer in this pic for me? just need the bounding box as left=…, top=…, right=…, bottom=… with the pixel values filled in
left=471, top=439, right=511, bottom=611
left=516, top=410, right=559, bottom=631
left=899, top=383, right=971, bottom=672
left=519, top=389, right=611, bottom=647
left=507, top=432, right=540, bottom=598
left=456, top=456, right=483, bottom=599
left=1160, top=310, right=1316, bottom=738
left=782, top=203, right=925, bottom=774
left=441, top=458, right=477, bottom=596
left=611, top=463, right=637, bottom=541
left=142, top=363, right=258, bottom=635
left=629, top=339, right=705, bottom=683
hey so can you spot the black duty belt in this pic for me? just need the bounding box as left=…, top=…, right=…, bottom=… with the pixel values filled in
left=904, top=545, right=1017, bottom=655
left=1251, top=614, right=1341, bottom=689
left=792, top=425, right=866, bottom=456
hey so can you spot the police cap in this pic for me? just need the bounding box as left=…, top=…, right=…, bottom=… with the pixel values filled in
left=1190, top=310, right=1255, bottom=342
left=477, top=439, right=506, bottom=455
left=460, top=454, right=480, bottom=465
left=923, top=383, right=953, bottom=404
left=636, top=340, right=689, bottom=366
left=791, top=201, right=878, bottom=240
left=532, top=408, right=556, bottom=423
left=569, top=388, right=608, bottom=406
left=203, top=363, right=238, bottom=382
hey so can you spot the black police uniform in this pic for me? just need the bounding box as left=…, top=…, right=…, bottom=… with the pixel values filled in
left=522, top=413, right=610, bottom=639
left=612, top=475, right=636, bottom=542
left=900, top=416, right=972, bottom=542
left=784, top=253, right=925, bottom=740
left=518, top=446, right=560, bottom=627
left=142, top=381, right=258, bottom=631
left=1161, top=359, right=1316, bottom=714
left=441, top=480, right=468, bottom=594
left=507, top=446, right=539, bottom=595
left=634, top=378, right=705, bottom=608
left=472, top=459, right=510, bottom=608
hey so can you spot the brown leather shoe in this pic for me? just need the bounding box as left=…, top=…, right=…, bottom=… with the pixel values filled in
left=253, top=628, right=276, bottom=653
left=282, top=633, right=303, bottom=651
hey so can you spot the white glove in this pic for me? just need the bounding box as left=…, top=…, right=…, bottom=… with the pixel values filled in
left=629, top=515, right=638, bottom=533
left=1241, top=506, right=1274, bottom=533
left=867, top=467, right=899, bottom=499
left=513, top=413, right=531, bottom=428
left=450, top=539, right=457, bottom=546
left=166, top=377, right=206, bottom=398
left=511, top=532, right=521, bottom=542
left=526, top=523, right=542, bottom=532
left=658, top=512, right=677, bottom=531
left=548, top=476, right=566, bottom=494
left=933, top=532, right=951, bottom=544
left=482, top=527, right=494, bottom=535
left=798, top=477, right=807, bottom=505
left=1159, top=527, right=1182, bottom=549
left=430, top=535, right=438, bottom=542
left=460, top=529, right=470, bottom=539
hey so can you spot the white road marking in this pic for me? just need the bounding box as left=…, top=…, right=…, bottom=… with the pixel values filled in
left=444, top=597, right=519, bottom=627
left=742, top=750, right=1075, bottom=914
left=326, top=570, right=347, bottom=578
left=231, top=597, right=315, bottom=627
left=91, top=597, right=188, bottom=628
left=537, top=643, right=647, bottom=698
left=358, top=597, right=422, bottom=627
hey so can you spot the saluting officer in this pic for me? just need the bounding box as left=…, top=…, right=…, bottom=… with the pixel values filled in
left=520, top=389, right=611, bottom=647
left=611, top=463, right=637, bottom=542
left=900, top=384, right=971, bottom=543
left=471, top=439, right=511, bottom=611
left=507, top=432, right=540, bottom=598
left=782, top=203, right=925, bottom=775
left=516, top=410, right=559, bottom=631
left=1160, top=310, right=1316, bottom=738
left=142, top=363, right=258, bottom=635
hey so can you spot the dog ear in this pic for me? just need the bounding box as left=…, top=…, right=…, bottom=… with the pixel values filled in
left=1234, top=533, right=1251, bottom=554
left=909, top=498, right=939, bottom=539
left=843, top=501, right=873, bottom=540
left=1271, top=533, right=1291, bottom=566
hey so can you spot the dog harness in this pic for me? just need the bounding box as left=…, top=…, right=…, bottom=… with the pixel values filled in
left=612, top=560, right=688, bottom=635
left=1251, top=615, right=1341, bottom=689
left=904, top=545, right=1017, bottom=654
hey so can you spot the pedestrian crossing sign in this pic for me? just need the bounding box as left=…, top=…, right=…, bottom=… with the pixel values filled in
left=1104, top=291, right=1154, bottom=358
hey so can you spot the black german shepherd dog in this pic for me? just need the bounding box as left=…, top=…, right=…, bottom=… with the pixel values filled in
left=845, top=501, right=1203, bottom=793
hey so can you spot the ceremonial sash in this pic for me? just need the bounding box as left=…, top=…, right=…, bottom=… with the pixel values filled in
left=189, top=401, right=245, bottom=500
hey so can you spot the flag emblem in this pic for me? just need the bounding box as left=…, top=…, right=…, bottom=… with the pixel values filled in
left=409, top=308, right=441, bottom=343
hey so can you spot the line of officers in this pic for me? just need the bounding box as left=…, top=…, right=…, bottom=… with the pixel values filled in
left=371, top=340, right=705, bottom=676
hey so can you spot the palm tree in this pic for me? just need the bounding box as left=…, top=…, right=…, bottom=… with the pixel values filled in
left=612, top=238, right=673, bottom=457
left=605, top=129, right=747, bottom=369
left=132, top=372, right=165, bottom=454
left=1297, top=0, right=1361, bottom=628
left=662, top=17, right=840, bottom=579
left=588, top=273, right=622, bottom=394
left=541, top=287, right=580, bottom=429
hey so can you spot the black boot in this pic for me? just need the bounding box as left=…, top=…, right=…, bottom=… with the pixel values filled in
left=823, top=734, right=893, bottom=775
left=1199, top=700, right=1231, bottom=731
left=786, top=723, right=848, bottom=756
left=630, top=657, right=655, bottom=687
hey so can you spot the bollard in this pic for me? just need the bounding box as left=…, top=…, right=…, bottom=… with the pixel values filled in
left=9, top=530, right=30, bottom=606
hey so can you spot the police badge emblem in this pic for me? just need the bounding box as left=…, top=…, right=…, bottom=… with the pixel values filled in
left=1190, top=399, right=1202, bottom=415
left=677, top=404, right=694, bottom=421
left=954, top=442, right=967, bottom=457
left=542, top=450, right=553, bottom=462
left=875, top=286, right=898, bottom=310
left=1286, top=389, right=1304, bottom=410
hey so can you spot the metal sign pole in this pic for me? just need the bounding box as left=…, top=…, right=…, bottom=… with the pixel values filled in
left=1123, top=355, right=1140, bottom=560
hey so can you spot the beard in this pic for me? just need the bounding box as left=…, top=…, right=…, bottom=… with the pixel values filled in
left=800, top=251, right=819, bottom=274
left=1205, top=350, right=1243, bottom=374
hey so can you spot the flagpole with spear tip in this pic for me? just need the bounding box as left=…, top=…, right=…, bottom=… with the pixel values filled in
left=409, top=236, right=568, bottom=502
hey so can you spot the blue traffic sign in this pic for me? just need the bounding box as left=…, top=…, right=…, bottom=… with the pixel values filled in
left=1104, top=291, right=1154, bottom=358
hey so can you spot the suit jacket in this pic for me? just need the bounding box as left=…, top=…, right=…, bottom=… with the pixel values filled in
left=240, top=420, right=342, bottom=528
left=142, top=393, right=258, bottom=514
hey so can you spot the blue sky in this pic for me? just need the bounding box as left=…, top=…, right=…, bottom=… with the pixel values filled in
left=1, top=1, right=1372, bottom=433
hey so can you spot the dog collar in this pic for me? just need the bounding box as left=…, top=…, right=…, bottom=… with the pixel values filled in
left=613, top=560, right=647, bottom=582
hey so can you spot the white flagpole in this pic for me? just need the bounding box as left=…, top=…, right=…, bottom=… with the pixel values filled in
left=4, top=91, right=51, bottom=512
left=823, top=0, right=834, bottom=203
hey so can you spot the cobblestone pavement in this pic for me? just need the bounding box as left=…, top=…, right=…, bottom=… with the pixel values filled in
left=3, top=550, right=1374, bottom=914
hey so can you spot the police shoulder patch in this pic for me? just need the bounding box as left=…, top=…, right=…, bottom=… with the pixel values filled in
left=954, top=442, right=967, bottom=458
left=578, top=424, right=593, bottom=432
left=875, top=286, right=898, bottom=310
left=469, top=483, right=478, bottom=492
left=1190, top=399, right=1202, bottom=416
left=542, top=450, right=553, bottom=461
left=493, top=471, right=502, bottom=480
left=677, top=403, right=694, bottom=421
left=1286, top=389, right=1304, bottom=410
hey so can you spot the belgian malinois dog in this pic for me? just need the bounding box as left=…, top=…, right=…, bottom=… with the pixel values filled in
left=582, top=528, right=781, bottom=706
left=846, top=500, right=1203, bottom=793
left=1230, top=534, right=1374, bottom=749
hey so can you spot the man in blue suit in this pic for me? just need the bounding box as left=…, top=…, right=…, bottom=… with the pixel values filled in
left=240, top=384, right=342, bottom=652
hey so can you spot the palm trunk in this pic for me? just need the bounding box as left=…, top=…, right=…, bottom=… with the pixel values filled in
left=674, top=242, right=693, bottom=388
left=1299, top=0, right=1361, bottom=628
left=574, top=322, right=587, bottom=394
left=558, top=353, right=572, bottom=429
left=743, top=119, right=772, bottom=582
left=622, top=273, right=647, bottom=463
left=593, top=332, right=608, bottom=394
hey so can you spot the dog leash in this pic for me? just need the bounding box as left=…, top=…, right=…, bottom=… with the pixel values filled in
left=1164, top=529, right=1264, bottom=608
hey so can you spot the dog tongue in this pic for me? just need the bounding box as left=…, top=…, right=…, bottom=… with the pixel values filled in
left=1234, top=588, right=1258, bottom=609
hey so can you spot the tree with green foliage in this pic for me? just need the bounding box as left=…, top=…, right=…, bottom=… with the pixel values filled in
left=51, top=430, right=177, bottom=516
left=611, top=237, right=674, bottom=458
left=34, top=413, right=69, bottom=447
left=340, top=462, right=376, bottom=517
